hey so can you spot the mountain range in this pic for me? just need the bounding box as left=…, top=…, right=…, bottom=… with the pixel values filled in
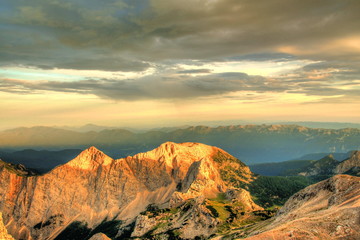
left=1, top=142, right=359, bottom=239
left=250, top=151, right=360, bottom=179
left=1, top=124, right=360, bottom=166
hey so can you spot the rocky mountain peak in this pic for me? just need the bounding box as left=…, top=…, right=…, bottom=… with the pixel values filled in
left=132, top=142, right=218, bottom=168
left=65, top=146, right=113, bottom=170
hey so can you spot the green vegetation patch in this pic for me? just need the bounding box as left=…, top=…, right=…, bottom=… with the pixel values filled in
left=248, top=176, right=313, bottom=208
left=213, top=151, right=245, bottom=166
left=206, top=199, right=231, bottom=221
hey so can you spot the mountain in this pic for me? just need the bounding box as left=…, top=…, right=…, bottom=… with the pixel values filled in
left=250, top=150, right=357, bottom=177
left=276, top=121, right=360, bottom=129
left=335, top=151, right=360, bottom=175
left=291, top=152, right=350, bottom=161
left=1, top=124, right=360, bottom=165
left=243, top=175, right=360, bottom=239
left=294, top=154, right=339, bottom=177
left=59, top=124, right=118, bottom=133
left=278, top=151, right=360, bottom=178
left=0, top=142, right=258, bottom=240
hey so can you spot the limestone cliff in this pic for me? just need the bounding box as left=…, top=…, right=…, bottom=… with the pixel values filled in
left=0, top=142, right=255, bottom=240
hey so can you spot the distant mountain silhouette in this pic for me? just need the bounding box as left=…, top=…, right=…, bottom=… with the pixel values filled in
left=251, top=151, right=360, bottom=178
left=1, top=124, right=360, bottom=165
left=0, top=149, right=82, bottom=173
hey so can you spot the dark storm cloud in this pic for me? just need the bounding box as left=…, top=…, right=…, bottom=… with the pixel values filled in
left=1, top=0, right=360, bottom=71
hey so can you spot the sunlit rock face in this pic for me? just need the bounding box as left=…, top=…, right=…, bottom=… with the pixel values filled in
left=0, top=142, right=255, bottom=240
left=0, top=213, right=14, bottom=240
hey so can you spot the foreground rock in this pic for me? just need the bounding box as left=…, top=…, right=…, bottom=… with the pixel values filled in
left=0, top=213, right=14, bottom=240
left=243, top=175, right=360, bottom=240
left=0, top=142, right=256, bottom=239
left=88, top=233, right=111, bottom=240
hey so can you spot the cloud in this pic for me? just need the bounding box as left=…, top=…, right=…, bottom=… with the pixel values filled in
left=1, top=57, right=360, bottom=103
left=177, top=69, right=212, bottom=74
left=0, top=71, right=288, bottom=100
left=1, top=0, right=360, bottom=72
left=1, top=0, right=360, bottom=106
left=276, top=60, right=360, bottom=103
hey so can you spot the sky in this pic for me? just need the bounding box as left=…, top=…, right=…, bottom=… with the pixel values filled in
left=1, top=0, right=360, bottom=129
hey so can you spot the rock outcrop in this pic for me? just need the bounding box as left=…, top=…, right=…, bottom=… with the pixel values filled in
left=0, top=213, right=14, bottom=240
left=88, top=233, right=111, bottom=240
left=0, top=142, right=255, bottom=240
left=244, top=175, right=360, bottom=240
left=131, top=198, right=220, bottom=239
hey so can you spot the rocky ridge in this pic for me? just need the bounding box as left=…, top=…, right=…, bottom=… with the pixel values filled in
left=335, top=151, right=360, bottom=175
left=284, top=151, right=360, bottom=178
left=0, top=142, right=257, bottom=240
left=297, top=154, right=339, bottom=177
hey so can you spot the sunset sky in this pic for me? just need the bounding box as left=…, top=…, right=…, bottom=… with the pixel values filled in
left=1, top=0, right=360, bottom=129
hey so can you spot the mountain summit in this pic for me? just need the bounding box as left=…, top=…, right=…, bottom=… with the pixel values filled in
left=66, top=146, right=114, bottom=170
